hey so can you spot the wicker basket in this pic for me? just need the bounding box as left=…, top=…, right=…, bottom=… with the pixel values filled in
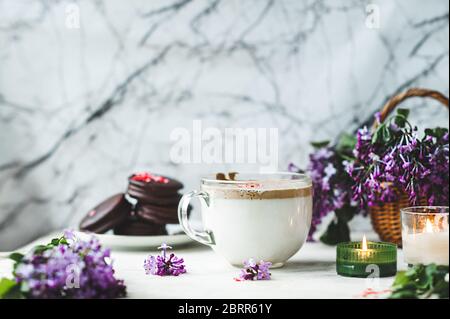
left=368, top=88, right=449, bottom=246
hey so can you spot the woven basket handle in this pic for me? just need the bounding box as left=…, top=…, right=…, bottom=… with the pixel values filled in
left=372, top=88, right=449, bottom=129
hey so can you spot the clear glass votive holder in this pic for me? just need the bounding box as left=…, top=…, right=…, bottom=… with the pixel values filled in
left=401, top=206, right=449, bottom=266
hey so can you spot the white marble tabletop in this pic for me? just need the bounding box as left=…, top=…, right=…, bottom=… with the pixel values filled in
left=0, top=232, right=406, bottom=299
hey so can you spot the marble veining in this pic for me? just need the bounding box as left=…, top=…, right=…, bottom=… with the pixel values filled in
left=0, top=0, right=448, bottom=249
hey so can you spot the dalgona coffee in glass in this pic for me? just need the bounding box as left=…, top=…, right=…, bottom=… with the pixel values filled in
left=178, top=172, right=313, bottom=267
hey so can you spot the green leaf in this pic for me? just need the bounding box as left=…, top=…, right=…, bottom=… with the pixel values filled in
left=389, top=264, right=449, bottom=299
left=425, top=263, right=437, bottom=277
left=396, top=108, right=410, bottom=121
left=424, top=128, right=434, bottom=137
left=425, top=127, right=448, bottom=139
left=334, top=206, right=358, bottom=223
left=9, top=252, right=25, bottom=274
left=435, top=265, right=450, bottom=278
left=336, top=133, right=357, bottom=151
left=33, top=245, right=49, bottom=254
left=432, top=278, right=449, bottom=299
left=382, top=125, right=391, bottom=143
left=311, top=140, right=330, bottom=149
left=320, top=205, right=359, bottom=245
left=0, top=278, right=16, bottom=297
left=391, top=107, right=411, bottom=128
left=0, top=278, right=20, bottom=299
left=320, top=218, right=351, bottom=245
left=33, top=235, right=68, bottom=253
left=405, top=264, right=422, bottom=277
left=394, top=116, right=406, bottom=128
left=436, top=127, right=448, bottom=139
left=8, top=253, right=24, bottom=263
left=372, top=123, right=385, bottom=144
left=392, top=271, right=409, bottom=288
left=371, top=129, right=379, bottom=144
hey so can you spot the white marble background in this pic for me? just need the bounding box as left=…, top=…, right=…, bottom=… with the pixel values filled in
left=0, top=0, right=448, bottom=250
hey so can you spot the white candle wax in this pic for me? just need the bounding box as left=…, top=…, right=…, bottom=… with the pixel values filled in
left=403, top=231, right=449, bottom=265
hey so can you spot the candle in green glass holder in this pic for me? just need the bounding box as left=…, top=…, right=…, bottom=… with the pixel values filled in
left=336, top=235, right=397, bottom=278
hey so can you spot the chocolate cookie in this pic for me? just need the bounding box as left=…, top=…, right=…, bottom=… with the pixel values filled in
left=128, top=173, right=183, bottom=193
left=127, top=182, right=177, bottom=197
left=113, top=218, right=167, bottom=236
left=136, top=204, right=179, bottom=225
left=79, top=193, right=131, bottom=234
left=127, top=184, right=182, bottom=206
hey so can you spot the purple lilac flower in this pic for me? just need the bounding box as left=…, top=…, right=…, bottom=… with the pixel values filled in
left=14, top=231, right=126, bottom=299
left=348, top=120, right=449, bottom=207
left=293, top=113, right=448, bottom=240
left=143, top=243, right=186, bottom=276
left=374, top=112, right=382, bottom=124
left=237, top=259, right=272, bottom=281
left=293, top=144, right=358, bottom=240
left=347, top=127, right=396, bottom=206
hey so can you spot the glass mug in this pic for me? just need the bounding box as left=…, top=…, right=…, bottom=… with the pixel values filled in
left=178, top=172, right=313, bottom=267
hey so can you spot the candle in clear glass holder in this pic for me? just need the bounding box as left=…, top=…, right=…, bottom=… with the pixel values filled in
left=401, top=206, right=449, bottom=266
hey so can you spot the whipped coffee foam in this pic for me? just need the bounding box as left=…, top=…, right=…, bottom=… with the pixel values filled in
left=202, top=179, right=312, bottom=200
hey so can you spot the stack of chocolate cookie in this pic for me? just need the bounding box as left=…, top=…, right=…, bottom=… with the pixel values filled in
left=79, top=172, right=183, bottom=236
left=125, top=172, right=183, bottom=235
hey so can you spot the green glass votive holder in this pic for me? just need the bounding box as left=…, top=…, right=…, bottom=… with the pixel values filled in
left=336, top=241, right=397, bottom=278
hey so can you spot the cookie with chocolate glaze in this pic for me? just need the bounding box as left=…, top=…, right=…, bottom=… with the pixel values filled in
left=135, top=204, right=179, bottom=225
left=128, top=190, right=181, bottom=207
left=113, top=218, right=167, bottom=236
left=128, top=173, right=183, bottom=193
left=79, top=193, right=131, bottom=234
left=127, top=183, right=182, bottom=203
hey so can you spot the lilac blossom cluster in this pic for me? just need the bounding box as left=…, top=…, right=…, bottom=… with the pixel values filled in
left=347, top=117, right=449, bottom=206
left=346, top=126, right=396, bottom=206
left=13, top=231, right=126, bottom=299
left=238, top=259, right=272, bottom=281
left=289, top=143, right=357, bottom=240
left=290, top=110, right=448, bottom=242
left=144, top=243, right=186, bottom=276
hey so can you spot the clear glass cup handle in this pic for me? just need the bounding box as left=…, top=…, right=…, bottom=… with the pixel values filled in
left=178, top=191, right=215, bottom=246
